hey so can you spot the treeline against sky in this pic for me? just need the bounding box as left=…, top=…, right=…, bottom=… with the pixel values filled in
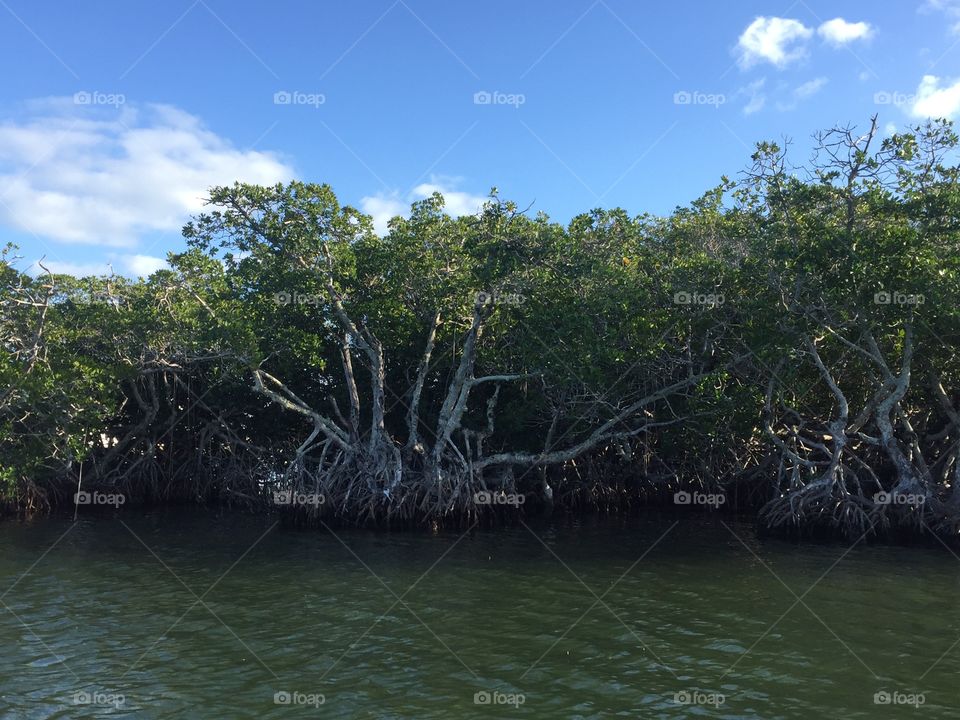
left=3, top=118, right=959, bottom=537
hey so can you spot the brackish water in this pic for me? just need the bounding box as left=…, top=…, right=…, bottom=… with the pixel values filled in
left=1, top=509, right=958, bottom=718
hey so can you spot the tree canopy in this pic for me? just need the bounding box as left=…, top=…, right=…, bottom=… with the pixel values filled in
left=3, top=117, right=960, bottom=537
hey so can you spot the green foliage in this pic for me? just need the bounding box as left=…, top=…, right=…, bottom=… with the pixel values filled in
left=3, top=119, right=959, bottom=536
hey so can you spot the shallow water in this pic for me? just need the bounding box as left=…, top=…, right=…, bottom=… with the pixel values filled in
left=1, top=509, right=957, bottom=718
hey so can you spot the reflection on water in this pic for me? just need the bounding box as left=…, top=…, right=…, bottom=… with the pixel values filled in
left=1, top=509, right=958, bottom=718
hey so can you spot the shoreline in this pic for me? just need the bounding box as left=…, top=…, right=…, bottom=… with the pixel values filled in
left=9, top=494, right=958, bottom=548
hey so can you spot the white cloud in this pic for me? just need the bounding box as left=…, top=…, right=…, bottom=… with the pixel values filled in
left=910, top=75, right=960, bottom=118
left=361, top=179, right=487, bottom=234
left=0, top=99, right=293, bottom=247
left=776, top=77, right=828, bottom=111
left=125, top=254, right=168, bottom=276
left=31, top=252, right=169, bottom=278
left=795, top=77, right=828, bottom=98
left=359, top=193, right=407, bottom=235
left=737, top=17, right=813, bottom=68
left=923, top=1, right=960, bottom=35
left=37, top=259, right=111, bottom=276
left=738, top=78, right=767, bottom=115
left=817, top=18, right=873, bottom=45
left=411, top=182, right=486, bottom=216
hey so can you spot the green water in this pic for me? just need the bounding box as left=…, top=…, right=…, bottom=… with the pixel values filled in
left=1, top=510, right=957, bottom=718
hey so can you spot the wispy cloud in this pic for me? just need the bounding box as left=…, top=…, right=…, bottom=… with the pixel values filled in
left=922, top=0, right=960, bottom=35
left=777, top=77, right=828, bottom=111
left=31, top=253, right=169, bottom=278
left=738, top=78, right=767, bottom=115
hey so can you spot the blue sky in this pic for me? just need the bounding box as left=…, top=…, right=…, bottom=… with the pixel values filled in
left=2, top=0, right=959, bottom=277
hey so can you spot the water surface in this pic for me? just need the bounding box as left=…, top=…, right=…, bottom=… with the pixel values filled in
left=1, top=510, right=957, bottom=718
